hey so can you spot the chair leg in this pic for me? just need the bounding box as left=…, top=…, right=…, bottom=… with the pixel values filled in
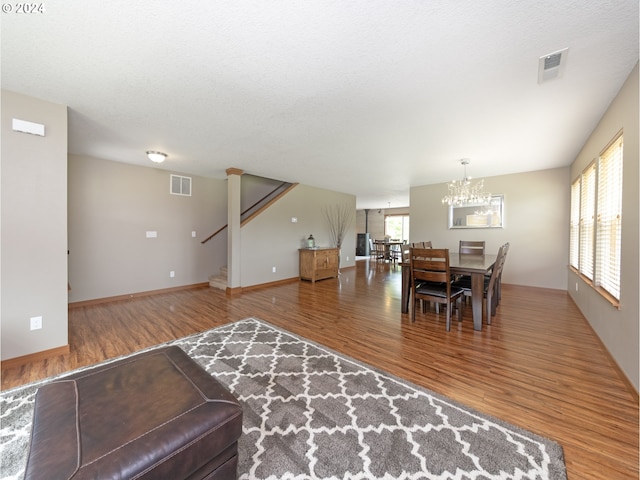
left=456, top=297, right=462, bottom=322
left=445, top=302, right=451, bottom=331
left=485, top=290, right=496, bottom=325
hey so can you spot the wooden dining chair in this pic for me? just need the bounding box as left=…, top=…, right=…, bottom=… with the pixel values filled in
left=411, top=241, right=432, bottom=249
left=459, top=240, right=485, bottom=255
left=495, top=242, right=510, bottom=304
left=372, top=240, right=386, bottom=262
left=409, top=248, right=464, bottom=331
left=390, top=240, right=406, bottom=263
left=369, top=238, right=377, bottom=260
left=452, top=243, right=507, bottom=325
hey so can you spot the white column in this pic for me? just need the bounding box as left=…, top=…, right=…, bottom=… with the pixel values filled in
left=226, top=168, right=243, bottom=293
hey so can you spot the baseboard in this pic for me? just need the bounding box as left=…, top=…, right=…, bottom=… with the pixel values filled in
left=1, top=344, right=70, bottom=369
left=240, top=277, right=299, bottom=293
left=567, top=295, right=639, bottom=404
left=68, top=282, right=210, bottom=309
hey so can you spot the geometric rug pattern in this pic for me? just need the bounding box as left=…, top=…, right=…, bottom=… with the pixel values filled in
left=0, top=318, right=566, bottom=479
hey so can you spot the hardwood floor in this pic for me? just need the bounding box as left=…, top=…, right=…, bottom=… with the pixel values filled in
left=2, top=260, right=638, bottom=479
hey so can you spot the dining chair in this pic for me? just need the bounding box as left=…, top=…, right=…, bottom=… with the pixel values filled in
left=411, top=241, right=432, bottom=249
left=495, top=242, right=510, bottom=304
left=369, top=238, right=377, bottom=260
left=457, top=240, right=486, bottom=287
left=372, top=240, right=386, bottom=262
left=409, top=248, right=464, bottom=331
left=390, top=240, right=406, bottom=263
left=452, top=243, right=507, bottom=325
left=459, top=240, right=485, bottom=255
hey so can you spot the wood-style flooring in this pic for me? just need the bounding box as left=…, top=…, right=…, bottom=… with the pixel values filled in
left=2, top=260, right=638, bottom=479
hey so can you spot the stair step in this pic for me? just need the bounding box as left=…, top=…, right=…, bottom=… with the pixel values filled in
left=208, top=274, right=226, bottom=291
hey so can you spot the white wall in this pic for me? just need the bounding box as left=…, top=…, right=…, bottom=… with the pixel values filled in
left=241, top=184, right=356, bottom=286
left=1, top=90, right=68, bottom=360
left=410, top=167, right=570, bottom=290
left=568, top=63, right=639, bottom=390
left=68, top=155, right=227, bottom=302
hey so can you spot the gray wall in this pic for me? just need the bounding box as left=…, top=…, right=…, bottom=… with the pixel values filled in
left=568, top=63, right=639, bottom=390
left=68, top=155, right=228, bottom=302
left=410, top=167, right=570, bottom=290
left=1, top=90, right=68, bottom=360
left=241, top=184, right=356, bottom=286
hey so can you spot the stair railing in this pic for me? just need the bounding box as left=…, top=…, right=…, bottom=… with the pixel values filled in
left=201, top=182, right=296, bottom=244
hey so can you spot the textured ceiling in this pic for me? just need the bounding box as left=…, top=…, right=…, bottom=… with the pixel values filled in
left=2, top=1, right=638, bottom=208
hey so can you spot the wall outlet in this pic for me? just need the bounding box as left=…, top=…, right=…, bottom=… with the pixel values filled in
left=346, top=256, right=349, bottom=261
left=192, top=231, right=196, bottom=237
left=272, top=266, right=276, bottom=273
left=30, top=316, right=42, bottom=330
left=575, top=282, right=578, bottom=291
left=170, top=271, right=175, bottom=278
left=146, top=231, right=157, bottom=238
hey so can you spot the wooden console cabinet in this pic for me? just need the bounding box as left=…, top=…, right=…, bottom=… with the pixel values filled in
left=299, top=247, right=339, bottom=282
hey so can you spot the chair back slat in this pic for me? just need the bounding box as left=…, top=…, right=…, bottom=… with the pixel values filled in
left=486, top=244, right=507, bottom=290
left=411, top=241, right=432, bottom=249
left=410, top=248, right=449, bottom=284
left=459, top=240, right=485, bottom=255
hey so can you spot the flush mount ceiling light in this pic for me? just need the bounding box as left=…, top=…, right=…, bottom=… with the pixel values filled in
left=146, top=150, right=167, bottom=163
left=441, top=159, right=491, bottom=207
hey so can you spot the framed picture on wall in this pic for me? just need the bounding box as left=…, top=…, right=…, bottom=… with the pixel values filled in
left=448, top=195, right=504, bottom=229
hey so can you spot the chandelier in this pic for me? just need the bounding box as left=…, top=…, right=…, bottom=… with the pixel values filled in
left=441, top=159, right=491, bottom=206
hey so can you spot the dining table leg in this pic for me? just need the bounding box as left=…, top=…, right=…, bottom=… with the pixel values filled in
left=470, top=272, right=484, bottom=330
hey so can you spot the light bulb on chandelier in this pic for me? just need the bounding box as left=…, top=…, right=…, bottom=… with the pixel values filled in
left=441, top=159, right=491, bottom=207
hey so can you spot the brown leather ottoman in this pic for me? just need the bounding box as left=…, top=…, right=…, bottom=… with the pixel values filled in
left=24, top=346, right=243, bottom=480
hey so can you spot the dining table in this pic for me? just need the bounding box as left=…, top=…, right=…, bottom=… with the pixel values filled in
left=401, top=252, right=498, bottom=331
left=373, top=240, right=404, bottom=262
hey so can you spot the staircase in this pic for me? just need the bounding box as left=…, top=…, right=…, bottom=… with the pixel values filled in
left=208, top=266, right=227, bottom=291
left=204, top=175, right=298, bottom=291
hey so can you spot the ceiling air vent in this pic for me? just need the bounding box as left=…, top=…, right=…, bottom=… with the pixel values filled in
left=170, top=174, right=192, bottom=196
left=538, top=48, right=568, bottom=84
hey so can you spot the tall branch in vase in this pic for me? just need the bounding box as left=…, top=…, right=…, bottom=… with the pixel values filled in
left=324, top=203, right=354, bottom=271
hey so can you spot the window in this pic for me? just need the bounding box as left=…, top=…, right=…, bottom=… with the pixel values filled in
left=579, top=163, right=596, bottom=280
left=569, top=181, right=580, bottom=269
left=384, top=214, right=409, bottom=243
left=595, top=135, right=623, bottom=299
left=569, top=132, right=623, bottom=304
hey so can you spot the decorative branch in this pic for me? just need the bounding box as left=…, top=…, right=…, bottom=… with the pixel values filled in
left=324, top=203, right=354, bottom=250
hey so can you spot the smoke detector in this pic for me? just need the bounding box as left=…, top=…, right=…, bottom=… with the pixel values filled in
left=538, top=48, right=569, bottom=83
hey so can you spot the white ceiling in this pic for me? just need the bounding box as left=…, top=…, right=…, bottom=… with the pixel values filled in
left=2, top=1, right=638, bottom=209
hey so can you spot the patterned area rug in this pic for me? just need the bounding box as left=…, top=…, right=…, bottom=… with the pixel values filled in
left=1, top=318, right=566, bottom=479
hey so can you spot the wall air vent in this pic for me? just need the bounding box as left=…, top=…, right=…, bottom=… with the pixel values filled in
left=538, top=47, right=569, bottom=84
left=170, top=174, right=192, bottom=196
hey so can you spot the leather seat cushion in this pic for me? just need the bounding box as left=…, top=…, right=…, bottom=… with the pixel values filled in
left=24, top=346, right=243, bottom=480
left=415, top=281, right=464, bottom=297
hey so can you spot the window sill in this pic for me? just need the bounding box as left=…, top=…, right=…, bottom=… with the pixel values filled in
left=569, top=266, right=621, bottom=309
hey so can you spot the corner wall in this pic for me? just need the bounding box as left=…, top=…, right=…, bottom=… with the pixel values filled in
left=240, top=185, right=356, bottom=286
left=410, top=167, right=570, bottom=290
left=68, top=155, right=228, bottom=302
left=568, top=63, right=639, bottom=391
left=1, top=90, right=68, bottom=360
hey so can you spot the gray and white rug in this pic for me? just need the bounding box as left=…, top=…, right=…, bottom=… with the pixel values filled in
left=1, top=318, right=566, bottom=479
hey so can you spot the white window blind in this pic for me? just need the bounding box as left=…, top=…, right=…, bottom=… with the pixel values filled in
left=569, top=179, right=580, bottom=269
left=595, top=135, right=623, bottom=299
left=579, top=163, right=596, bottom=280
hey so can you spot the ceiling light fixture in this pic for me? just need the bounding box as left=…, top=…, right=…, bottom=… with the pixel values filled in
left=441, top=159, right=491, bottom=207
left=146, top=150, right=167, bottom=163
